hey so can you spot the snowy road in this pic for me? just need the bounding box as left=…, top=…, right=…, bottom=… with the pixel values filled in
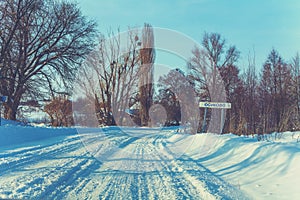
left=0, top=127, right=248, bottom=199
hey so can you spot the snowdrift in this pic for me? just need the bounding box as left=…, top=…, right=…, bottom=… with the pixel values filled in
left=183, top=132, right=300, bottom=199
left=0, top=119, right=75, bottom=147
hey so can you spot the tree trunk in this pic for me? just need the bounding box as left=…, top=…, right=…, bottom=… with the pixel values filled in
left=139, top=24, right=155, bottom=127
left=4, top=104, right=18, bottom=120
left=4, top=88, right=23, bottom=121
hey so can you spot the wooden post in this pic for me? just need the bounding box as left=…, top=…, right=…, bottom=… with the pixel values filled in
left=220, top=109, right=224, bottom=134
left=202, top=107, right=207, bottom=132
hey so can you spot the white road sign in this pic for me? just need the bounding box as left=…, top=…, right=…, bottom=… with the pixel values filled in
left=199, top=102, right=231, bottom=109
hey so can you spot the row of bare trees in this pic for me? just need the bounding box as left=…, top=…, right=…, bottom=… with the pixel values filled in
left=75, top=29, right=300, bottom=134
left=256, top=51, right=299, bottom=133
left=188, top=32, right=300, bottom=134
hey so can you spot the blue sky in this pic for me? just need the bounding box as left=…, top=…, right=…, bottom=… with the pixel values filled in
left=76, top=0, right=300, bottom=71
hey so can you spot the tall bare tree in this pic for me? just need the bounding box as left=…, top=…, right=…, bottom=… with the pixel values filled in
left=139, top=23, right=155, bottom=126
left=0, top=0, right=96, bottom=120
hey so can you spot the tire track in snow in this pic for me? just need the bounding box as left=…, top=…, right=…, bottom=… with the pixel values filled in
left=95, top=134, right=203, bottom=199
left=48, top=134, right=148, bottom=200
left=149, top=136, right=210, bottom=200
left=37, top=155, right=101, bottom=199
left=31, top=133, right=133, bottom=199
left=14, top=154, right=90, bottom=198
left=0, top=134, right=106, bottom=199
left=0, top=131, right=124, bottom=176
left=0, top=135, right=83, bottom=174
left=98, top=172, right=135, bottom=199
left=140, top=137, right=182, bottom=199
left=95, top=138, right=151, bottom=200
left=0, top=128, right=250, bottom=199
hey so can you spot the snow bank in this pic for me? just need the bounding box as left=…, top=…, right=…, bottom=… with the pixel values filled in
left=0, top=118, right=25, bottom=126
left=0, top=119, right=76, bottom=148
left=183, top=132, right=300, bottom=200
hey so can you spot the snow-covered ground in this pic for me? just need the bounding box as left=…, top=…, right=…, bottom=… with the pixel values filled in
left=0, top=121, right=299, bottom=199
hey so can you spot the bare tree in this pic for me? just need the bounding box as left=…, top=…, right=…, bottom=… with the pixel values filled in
left=139, top=23, right=155, bottom=126
left=188, top=32, right=239, bottom=133
left=241, top=52, right=259, bottom=135
left=202, top=32, right=239, bottom=68
left=74, top=29, right=141, bottom=126
left=0, top=0, right=96, bottom=120
left=258, top=49, right=293, bottom=133
left=219, top=64, right=245, bottom=134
